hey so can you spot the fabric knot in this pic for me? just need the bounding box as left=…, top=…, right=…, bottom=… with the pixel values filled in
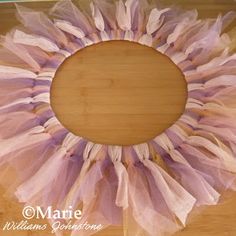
left=32, top=93, right=50, bottom=104
left=62, top=133, right=81, bottom=151
left=83, top=142, right=103, bottom=161
left=108, top=146, right=122, bottom=162
left=133, top=143, right=150, bottom=161
left=154, top=133, right=174, bottom=153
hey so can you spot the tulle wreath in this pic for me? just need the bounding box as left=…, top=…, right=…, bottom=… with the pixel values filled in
left=1, top=0, right=236, bottom=235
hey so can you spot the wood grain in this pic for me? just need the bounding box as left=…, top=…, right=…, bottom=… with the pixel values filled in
left=51, top=41, right=186, bottom=145
left=0, top=1, right=236, bottom=236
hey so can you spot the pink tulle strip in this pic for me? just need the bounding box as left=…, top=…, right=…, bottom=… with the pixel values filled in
left=0, top=0, right=236, bottom=236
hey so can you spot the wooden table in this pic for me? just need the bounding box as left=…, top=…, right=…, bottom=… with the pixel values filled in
left=0, top=0, right=236, bottom=235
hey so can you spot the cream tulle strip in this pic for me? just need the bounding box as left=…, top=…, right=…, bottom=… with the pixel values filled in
left=0, top=0, right=236, bottom=235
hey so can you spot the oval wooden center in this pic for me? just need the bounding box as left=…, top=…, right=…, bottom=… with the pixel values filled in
left=51, top=41, right=187, bottom=145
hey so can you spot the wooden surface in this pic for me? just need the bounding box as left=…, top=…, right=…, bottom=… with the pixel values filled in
left=51, top=41, right=186, bottom=145
left=1, top=0, right=236, bottom=236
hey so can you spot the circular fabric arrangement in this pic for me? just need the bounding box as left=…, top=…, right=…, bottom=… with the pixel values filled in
left=1, top=0, right=236, bottom=235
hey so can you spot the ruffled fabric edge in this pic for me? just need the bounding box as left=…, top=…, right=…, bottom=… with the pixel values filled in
left=0, top=0, right=236, bottom=236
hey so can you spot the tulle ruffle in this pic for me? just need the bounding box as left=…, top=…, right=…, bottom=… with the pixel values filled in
left=0, top=0, right=236, bottom=236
